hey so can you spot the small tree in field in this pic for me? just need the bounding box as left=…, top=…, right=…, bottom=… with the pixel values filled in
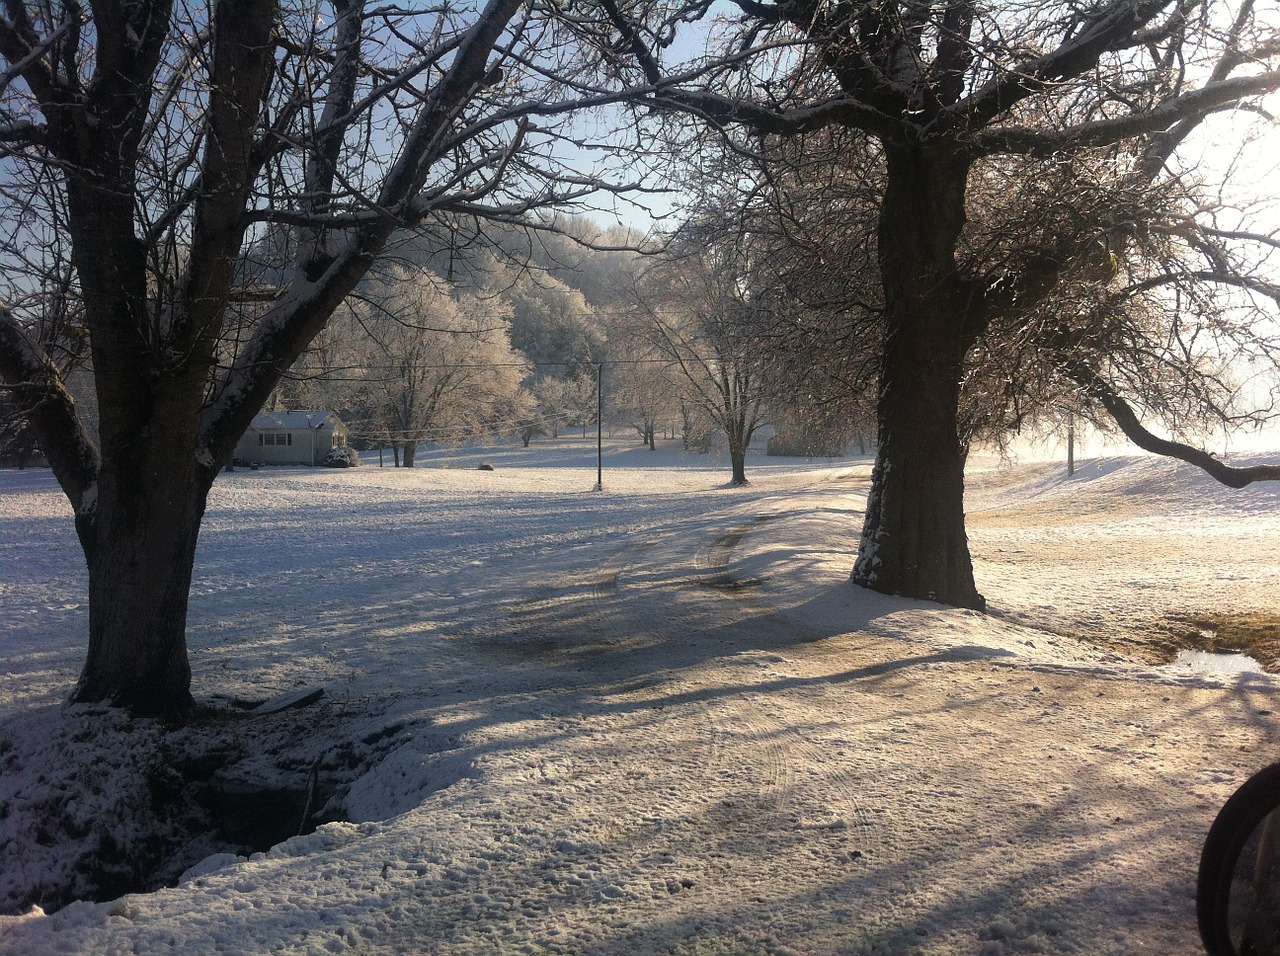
left=671, top=138, right=885, bottom=461
left=634, top=247, right=771, bottom=484
left=608, top=340, right=679, bottom=449
left=0, top=0, right=630, bottom=716
left=358, top=269, right=527, bottom=465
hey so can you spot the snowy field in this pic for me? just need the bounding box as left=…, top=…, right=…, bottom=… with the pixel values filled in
left=2, top=437, right=1280, bottom=955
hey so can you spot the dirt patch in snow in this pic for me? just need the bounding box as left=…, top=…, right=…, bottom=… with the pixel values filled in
left=1156, top=612, right=1280, bottom=672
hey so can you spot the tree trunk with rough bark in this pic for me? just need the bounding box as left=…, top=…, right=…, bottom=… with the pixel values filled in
left=76, top=464, right=208, bottom=715
left=729, top=442, right=748, bottom=485
left=851, top=145, right=986, bottom=610
left=852, top=321, right=981, bottom=608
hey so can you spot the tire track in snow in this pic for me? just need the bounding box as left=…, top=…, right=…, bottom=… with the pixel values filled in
left=483, top=503, right=885, bottom=923
left=685, top=509, right=885, bottom=867
left=692, top=515, right=783, bottom=613
left=489, top=542, right=655, bottom=658
left=623, top=511, right=884, bottom=876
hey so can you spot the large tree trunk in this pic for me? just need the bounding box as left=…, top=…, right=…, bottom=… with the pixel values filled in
left=403, top=440, right=418, bottom=468
left=729, top=442, right=748, bottom=485
left=852, top=318, right=981, bottom=608
left=851, top=144, right=986, bottom=610
left=71, top=408, right=212, bottom=716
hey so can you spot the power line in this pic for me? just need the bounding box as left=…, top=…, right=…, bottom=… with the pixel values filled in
left=279, top=356, right=720, bottom=381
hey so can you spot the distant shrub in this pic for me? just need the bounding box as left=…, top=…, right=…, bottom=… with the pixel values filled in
left=323, top=448, right=361, bottom=468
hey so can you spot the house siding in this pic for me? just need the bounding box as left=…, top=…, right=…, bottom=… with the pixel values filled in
left=234, top=411, right=348, bottom=466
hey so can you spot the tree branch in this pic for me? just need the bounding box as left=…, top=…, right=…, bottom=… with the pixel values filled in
left=0, top=3, right=63, bottom=109
left=1120, top=267, right=1280, bottom=308
left=971, top=69, right=1280, bottom=156
left=955, top=0, right=1176, bottom=134
left=0, top=8, right=79, bottom=102
left=592, top=0, right=903, bottom=143
left=0, top=304, right=99, bottom=520
left=1073, top=361, right=1280, bottom=489
left=199, top=0, right=527, bottom=470
left=171, top=0, right=278, bottom=354
left=0, top=119, right=46, bottom=145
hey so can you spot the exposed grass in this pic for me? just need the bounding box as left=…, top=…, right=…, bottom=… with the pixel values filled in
left=1081, top=612, right=1280, bottom=673
left=1159, top=613, right=1280, bottom=672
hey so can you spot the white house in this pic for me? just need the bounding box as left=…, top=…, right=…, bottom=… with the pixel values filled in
left=235, top=411, right=349, bottom=466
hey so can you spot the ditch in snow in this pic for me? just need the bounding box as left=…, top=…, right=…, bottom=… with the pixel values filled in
left=0, top=688, right=426, bottom=916
left=1080, top=611, right=1280, bottom=675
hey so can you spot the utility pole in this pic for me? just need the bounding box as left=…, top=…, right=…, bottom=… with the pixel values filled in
left=1067, top=411, right=1075, bottom=477
left=595, top=362, right=604, bottom=491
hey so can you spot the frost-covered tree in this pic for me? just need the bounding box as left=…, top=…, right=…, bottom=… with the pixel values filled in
left=520, top=373, right=589, bottom=440
left=358, top=269, right=527, bottom=466
left=491, top=265, right=604, bottom=378
left=608, top=339, right=679, bottom=449
left=671, top=135, right=883, bottom=461
left=635, top=248, right=771, bottom=484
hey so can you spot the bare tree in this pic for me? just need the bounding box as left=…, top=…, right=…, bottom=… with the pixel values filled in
left=635, top=248, right=770, bottom=484
left=357, top=268, right=527, bottom=465
left=584, top=0, right=1280, bottom=609
left=0, top=0, right=635, bottom=715
left=673, top=131, right=885, bottom=460
left=608, top=341, right=679, bottom=449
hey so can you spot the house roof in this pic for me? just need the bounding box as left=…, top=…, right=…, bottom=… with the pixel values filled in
left=250, top=411, right=345, bottom=431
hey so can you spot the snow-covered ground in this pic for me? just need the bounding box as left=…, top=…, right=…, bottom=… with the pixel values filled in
left=2, top=437, right=1279, bottom=955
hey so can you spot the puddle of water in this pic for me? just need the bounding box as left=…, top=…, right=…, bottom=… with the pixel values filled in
left=1174, top=649, right=1265, bottom=674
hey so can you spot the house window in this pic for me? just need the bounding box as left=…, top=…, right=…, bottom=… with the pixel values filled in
left=259, top=432, right=292, bottom=446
